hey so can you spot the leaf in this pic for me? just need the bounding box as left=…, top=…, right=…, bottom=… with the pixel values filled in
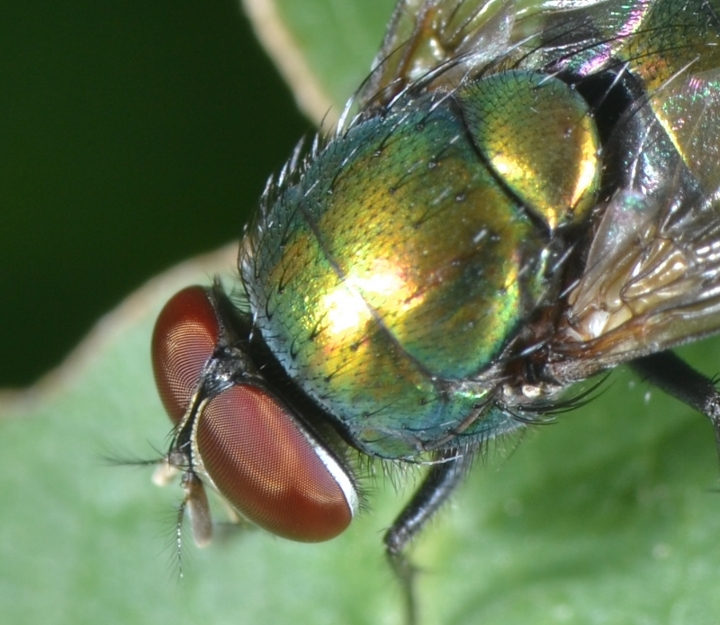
left=3, top=2, right=720, bottom=625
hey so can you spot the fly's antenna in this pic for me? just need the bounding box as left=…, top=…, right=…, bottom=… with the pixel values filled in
left=174, top=496, right=188, bottom=579
left=168, top=470, right=214, bottom=578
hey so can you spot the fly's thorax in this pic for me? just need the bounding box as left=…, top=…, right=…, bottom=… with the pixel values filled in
left=242, top=84, right=602, bottom=458
left=457, top=70, right=600, bottom=230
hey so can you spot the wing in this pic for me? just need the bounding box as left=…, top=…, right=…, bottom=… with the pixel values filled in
left=546, top=0, right=720, bottom=378
left=357, top=0, right=517, bottom=108
left=357, top=0, right=655, bottom=110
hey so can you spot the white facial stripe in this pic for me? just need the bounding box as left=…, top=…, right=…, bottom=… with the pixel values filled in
left=308, top=437, right=359, bottom=516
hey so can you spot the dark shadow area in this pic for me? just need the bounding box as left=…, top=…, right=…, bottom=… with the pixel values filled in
left=0, top=0, right=309, bottom=385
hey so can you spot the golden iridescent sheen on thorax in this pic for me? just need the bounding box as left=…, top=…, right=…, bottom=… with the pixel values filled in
left=245, top=84, right=601, bottom=457
left=460, top=71, right=599, bottom=229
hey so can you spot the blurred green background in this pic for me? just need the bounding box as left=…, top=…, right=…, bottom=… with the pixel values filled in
left=0, top=0, right=309, bottom=387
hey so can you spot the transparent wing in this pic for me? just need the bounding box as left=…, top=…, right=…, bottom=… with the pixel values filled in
left=357, top=0, right=517, bottom=108
left=357, top=0, right=651, bottom=110
left=550, top=0, right=720, bottom=378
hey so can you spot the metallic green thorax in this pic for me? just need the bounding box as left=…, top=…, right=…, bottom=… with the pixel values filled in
left=243, top=72, right=600, bottom=459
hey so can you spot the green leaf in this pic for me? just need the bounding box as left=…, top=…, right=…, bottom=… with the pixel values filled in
left=3, top=2, right=720, bottom=625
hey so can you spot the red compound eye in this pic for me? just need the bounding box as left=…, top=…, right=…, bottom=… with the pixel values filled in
left=196, top=385, right=357, bottom=542
left=152, top=286, right=219, bottom=423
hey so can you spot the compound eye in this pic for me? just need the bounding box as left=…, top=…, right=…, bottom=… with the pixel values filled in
left=196, top=385, right=357, bottom=542
left=152, top=286, right=219, bottom=423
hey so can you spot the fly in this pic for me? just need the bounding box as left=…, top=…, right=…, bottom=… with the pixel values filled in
left=146, top=0, right=720, bottom=622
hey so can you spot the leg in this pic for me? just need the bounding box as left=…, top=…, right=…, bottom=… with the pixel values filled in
left=384, top=450, right=474, bottom=625
left=631, top=351, right=720, bottom=450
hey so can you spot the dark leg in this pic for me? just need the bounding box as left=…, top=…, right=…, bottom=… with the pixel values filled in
left=384, top=450, right=474, bottom=625
left=631, top=351, right=720, bottom=451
